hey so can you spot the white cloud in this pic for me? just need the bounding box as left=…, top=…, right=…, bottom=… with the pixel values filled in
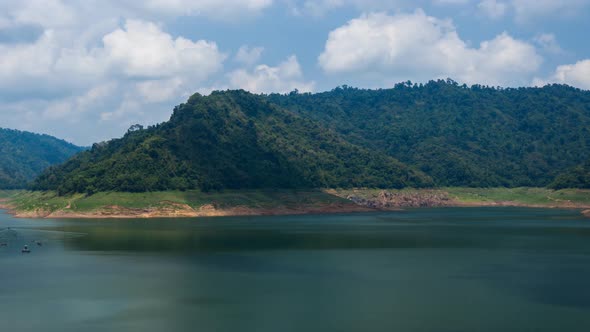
left=100, top=98, right=142, bottom=122
left=0, top=15, right=228, bottom=144
left=228, top=55, right=315, bottom=93
left=318, top=11, right=542, bottom=86
left=2, top=0, right=77, bottom=28
left=0, top=19, right=225, bottom=96
left=42, top=100, right=73, bottom=120
left=51, top=83, right=117, bottom=120
left=0, top=0, right=275, bottom=29
left=234, top=46, right=264, bottom=66
left=103, top=20, right=225, bottom=79
left=533, top=33, right=563, bottom=54
left=0, top=0, right=587, bottom=145
left=0, top=30, right=56, bottom=79
left=478, top=0, right=507, bottom=19
left=0, top=30, right=106, bottom=98
left=136, top=78, right=184, bottom=103
left=535, top=60, right=590, bottom=90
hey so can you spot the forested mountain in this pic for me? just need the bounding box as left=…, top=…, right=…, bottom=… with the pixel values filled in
left=268, top=80, right=590, bottom=187
left=550, top=161, right=590, bottom=189
left=0, top=128, right=84, bottom=189
left=33, top=91, right=431, bottom=194
left=32, top=81, right=590, bottom=194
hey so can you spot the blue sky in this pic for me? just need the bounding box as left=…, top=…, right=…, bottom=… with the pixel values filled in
left=0, top=0, right=589, bottom=145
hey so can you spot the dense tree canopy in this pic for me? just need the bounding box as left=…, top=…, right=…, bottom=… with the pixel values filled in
left=550, top=161, right=590, bottom=189
left=33, top=91, right=431, bottom=194
left=0, top=128, right=84, bottom=189
left=268, top=80, right=590, bottom=187
left=32, top=81, right=590, bottom=193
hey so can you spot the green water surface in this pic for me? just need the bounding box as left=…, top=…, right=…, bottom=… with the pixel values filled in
left=1, top=208, right=590, bottom=331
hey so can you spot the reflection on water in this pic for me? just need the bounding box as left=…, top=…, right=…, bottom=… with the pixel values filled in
left=1, top=208, right=590, bottom=332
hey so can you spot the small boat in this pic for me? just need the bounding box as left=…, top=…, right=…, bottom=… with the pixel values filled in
left=36, top=241, right=42, bottom=246
left=0, top=243, right=7, bottom=247
left=21, top=245, right=31, bottom=253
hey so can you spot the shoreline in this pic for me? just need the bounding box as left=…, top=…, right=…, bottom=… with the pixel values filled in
left=1, top=201, right=589, bottom=220
left=0, top=200, right=376, bottom=219
left=3, top=189, right=590, bottom=219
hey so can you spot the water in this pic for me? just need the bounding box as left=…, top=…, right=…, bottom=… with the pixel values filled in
left=1, top=207, right=590, bottom=331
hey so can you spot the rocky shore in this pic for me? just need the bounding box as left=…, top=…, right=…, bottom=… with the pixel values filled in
left=338, top=189, right=590, bottom=217
left=0, top=200, right=372, bottom=219
left=345, top=190, right=455, bottom=209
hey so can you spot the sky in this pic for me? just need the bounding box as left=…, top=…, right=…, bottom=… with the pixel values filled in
left=1, top=0, right=589, bottom=145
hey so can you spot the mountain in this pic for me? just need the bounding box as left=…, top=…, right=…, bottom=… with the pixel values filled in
left=0, top=128, right=84, bottom=189
left=268, top=80, right=590, bottom=187
left=32, top=81, right=590, bottom=194
left=550, top=161, right=590, bottom=189
left=33, top=91, right=432, bottom=194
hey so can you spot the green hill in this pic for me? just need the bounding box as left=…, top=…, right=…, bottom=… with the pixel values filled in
left=31, top=81, right=590, bottom=194
left=33, top=90, right=431, bottom=194
left=0, top=128, right=84, bottom=189
left=550, top=161, right=590, bottom=189
left=268, top=81, right=590, bottom=187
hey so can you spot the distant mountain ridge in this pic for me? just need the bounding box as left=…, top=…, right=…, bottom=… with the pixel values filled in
left=0, top=128, right=84, bottom=189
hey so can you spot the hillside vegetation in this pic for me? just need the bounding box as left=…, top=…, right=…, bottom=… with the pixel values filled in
left=0, top=128, right=84, bottom=189
left=269, top=80, right=590, bottom=187
left=7, top=189, right=358, bottom=218
left=6, top=188, right=590, bottom=219
left=31, top=81, right=590, bottom=194
left=33, top=91, right=431, bottom=194
left=550, top=160, right=590, bottom=189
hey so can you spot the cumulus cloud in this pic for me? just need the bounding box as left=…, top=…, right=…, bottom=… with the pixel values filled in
left=0, top=15, right=228, bottom=144
left=318, top=11, right=542, bottom=86
left=103, top=20, right=225, bottom=79
left=234, top=46, right=264, bottom=66
left=0, top=0, right=78, bottom=28
left=534, top=60, right=590, bottom=90
left=228, top=55, right=315, bottom=93
left=0, top=0, right=587, bottom=145
left=0, top=19, right=225, bottom=96
left=136, top=78, right=185, bottom=103
left=0, top=1, right=302, bottom=144
left=0, top=30, right=105, bottom=99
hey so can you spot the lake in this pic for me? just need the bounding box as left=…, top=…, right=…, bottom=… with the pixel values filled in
left=1, top=207, right=590, bottom=332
